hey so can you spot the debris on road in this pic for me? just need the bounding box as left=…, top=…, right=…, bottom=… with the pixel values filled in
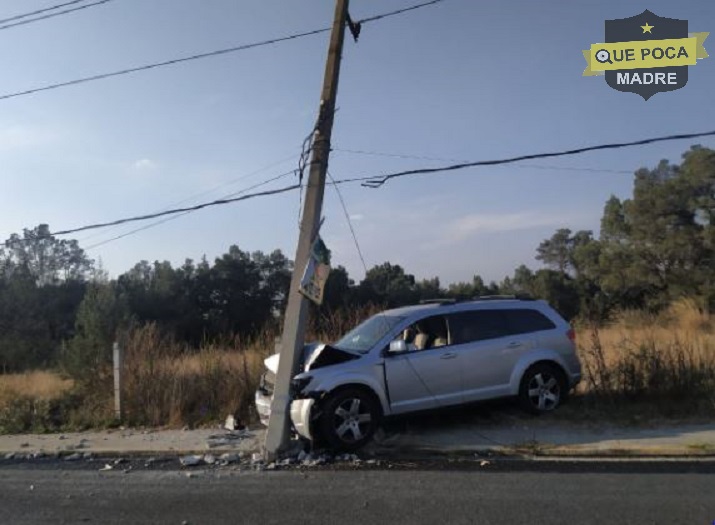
left=205, top=429, right=252, bottom=449
left=99, top=464, right=113, bottom=472
left=64, top=453, right=82, bottom=462
left=218, top=453, right=240, bottom=465
left=179, top=455, right=204, bottom=467
left=224, top=415, right=241, bottom=431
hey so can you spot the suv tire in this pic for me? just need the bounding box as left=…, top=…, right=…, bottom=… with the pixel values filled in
left=518, top=363, right=567, bottom=414
left=318, top=387, right=381, bottom=451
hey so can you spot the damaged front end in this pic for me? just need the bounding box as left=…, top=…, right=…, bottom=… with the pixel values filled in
left=254, top=343, right=360, bottom=434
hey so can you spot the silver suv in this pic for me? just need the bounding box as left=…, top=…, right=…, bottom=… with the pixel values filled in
left=255, top=297, right=581, bottom=451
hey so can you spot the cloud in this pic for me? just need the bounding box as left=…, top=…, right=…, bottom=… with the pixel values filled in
left=133, top=158, right=157, bottom=171
left=448, top=212, right=565, bottom=240
left=0, top=124, right=57, bottom=152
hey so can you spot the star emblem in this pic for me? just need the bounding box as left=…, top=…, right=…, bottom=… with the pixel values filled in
left=641, top=22, right=654, bottom=33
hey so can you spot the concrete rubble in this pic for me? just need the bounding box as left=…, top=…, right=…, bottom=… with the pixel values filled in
left=205, top=429, right=253, bottom=449
left=179, top=455, right=204, bottom=467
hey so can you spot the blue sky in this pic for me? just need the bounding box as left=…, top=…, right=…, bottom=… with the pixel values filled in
left=1, top=0, right=714, bottom=284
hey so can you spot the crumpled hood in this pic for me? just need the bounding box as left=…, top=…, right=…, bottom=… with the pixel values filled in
left=263, top=342, right=359, bottom=374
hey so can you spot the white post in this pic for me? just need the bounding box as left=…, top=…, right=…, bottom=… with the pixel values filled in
left=113, top=341, right=122, bottom=421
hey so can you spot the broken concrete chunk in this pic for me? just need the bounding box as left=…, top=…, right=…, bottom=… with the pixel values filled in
left=180, top=455, right=204, bottom=467
left=64, top=453, right=82, bottom=462
left=203, top=454, right=217, bottom=465
left=4, top=452, right=15, bottom=460
left=224, top=415, right=237, bottom=431
left=99, top=464, right=113, bottom=472
left=206, top=429, right=252, bottom=448
left=250, top=453, right=264, bottom=464
left=218, top=453, right=240, bottom=464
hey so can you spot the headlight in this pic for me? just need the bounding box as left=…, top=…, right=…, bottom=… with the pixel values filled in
left=290, top=376, right=312, bottom=397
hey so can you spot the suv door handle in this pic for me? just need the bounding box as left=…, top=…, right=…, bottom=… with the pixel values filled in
left=507, top=341, right=523, bottom=348
left=440, top=352, right=457, bottom=359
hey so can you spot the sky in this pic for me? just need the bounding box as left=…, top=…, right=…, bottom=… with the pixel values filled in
left=1, top=0, right=714, bottom=285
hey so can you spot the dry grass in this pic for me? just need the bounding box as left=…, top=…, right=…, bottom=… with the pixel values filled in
left=121, top=324, right=273, bottom=428
left=0, top=371, right=72, bottom=405
left=3, top=300, right=712, bottom=432
left=573, top=298, right=715, bottom=419
left=0, top=372, right=75, bottom=434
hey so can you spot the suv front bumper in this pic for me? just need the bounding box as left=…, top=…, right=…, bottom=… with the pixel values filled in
left=254, top=390, right=315, bottom=441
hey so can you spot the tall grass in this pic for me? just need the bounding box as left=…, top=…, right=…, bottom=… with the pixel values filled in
left=576, top=299, right=715, bottom=417
left=3, top=300, right=713, bottom=432
left=121, top=323, right=271, bottom=428
left=0, top=372, right=72, bottom=405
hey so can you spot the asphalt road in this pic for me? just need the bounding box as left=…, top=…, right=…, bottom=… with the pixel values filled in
left=2, top=460, right=714, bottom=524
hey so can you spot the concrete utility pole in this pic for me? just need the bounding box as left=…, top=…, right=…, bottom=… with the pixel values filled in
left=264, top=0, right=349, bottom=460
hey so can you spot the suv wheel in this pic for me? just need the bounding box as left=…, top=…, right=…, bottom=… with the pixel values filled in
left=519, top=363, right=567, bottom=414
left=318, top=388, right=381, bottom=451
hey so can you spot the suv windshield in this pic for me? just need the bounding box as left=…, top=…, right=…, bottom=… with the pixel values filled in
left=334, top=314, right=405, bottom=353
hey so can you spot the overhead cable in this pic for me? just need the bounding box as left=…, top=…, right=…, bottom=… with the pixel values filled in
left=329, top=130, right=715, bottom=187
left=0, top=0, right=116, bottom=32
left=0, top=0, right=447, bottom=101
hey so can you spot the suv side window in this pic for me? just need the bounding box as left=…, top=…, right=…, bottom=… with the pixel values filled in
left=395, top=315, right=449, bottom=351
left=448, top=310, right=510, bottom=344
left=504, top=309, right=556, bottom=334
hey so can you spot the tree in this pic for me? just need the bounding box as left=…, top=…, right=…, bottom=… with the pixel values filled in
left=358, top=262, right=417, bottom=306
left=62, top=282, right=129, bottom=382
left=2, top=224, right=93, bottom=285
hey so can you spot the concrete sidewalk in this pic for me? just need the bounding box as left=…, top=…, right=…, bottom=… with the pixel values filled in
left=374, top=420, right=715, bottom=457
left=0, top=428, right=262, bottom=457
left=2, top=420, right=715, bottom=458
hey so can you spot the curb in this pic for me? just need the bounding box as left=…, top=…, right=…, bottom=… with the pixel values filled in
left=369, top=443, right=715, bottom=460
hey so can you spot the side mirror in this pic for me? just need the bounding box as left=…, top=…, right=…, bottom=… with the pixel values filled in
left=388, top=340, right=407, bottom=354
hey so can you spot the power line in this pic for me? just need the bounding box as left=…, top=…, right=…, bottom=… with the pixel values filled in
left=330, top=130, right=715, bottom=187
left=0, top=0, right=447, bottom=102
left=0, top=27, right=330, bottom=102
left=84, top=169, right=297, bottom=250
left=326, top=170, right=370, bottom=274
left=0, top=0, right=116, bottom=32
left=0, top=0, right=89, bottom=24
left=357, top=0, right=446, bottom=24
left=332, top=147, right=634, bottom=174
left=1, top=183, right=300, bottom=247
left=78, top=152, right=298, bottom=243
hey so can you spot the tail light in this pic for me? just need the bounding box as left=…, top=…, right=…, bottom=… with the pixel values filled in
left=566, top=329, right=576, bottom=343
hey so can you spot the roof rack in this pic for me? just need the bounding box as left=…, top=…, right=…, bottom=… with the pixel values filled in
left=473, top=294, right=534, bottom=301
left=419, top=298, right=457, bottom=305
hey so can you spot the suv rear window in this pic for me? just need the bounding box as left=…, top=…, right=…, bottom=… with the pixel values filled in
left=447, top=308, right=555, bottom=344
left=448, top=310, right=510, bottom=344
left=504, top=309, right=556, bottom=334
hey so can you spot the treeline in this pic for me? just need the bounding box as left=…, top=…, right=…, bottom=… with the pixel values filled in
left=1, top=146, right=713, bottom=372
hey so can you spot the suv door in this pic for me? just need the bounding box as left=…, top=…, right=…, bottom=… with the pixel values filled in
left=384, top=315, right=463, bottom=414
left=448, top=309, right=533, bottom=402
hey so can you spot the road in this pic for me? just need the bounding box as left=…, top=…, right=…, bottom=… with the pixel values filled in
left=1, top=460, right=713, bottom=524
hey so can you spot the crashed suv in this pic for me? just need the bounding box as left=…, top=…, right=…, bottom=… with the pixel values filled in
left=255, top=297, right=581, bottom=451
